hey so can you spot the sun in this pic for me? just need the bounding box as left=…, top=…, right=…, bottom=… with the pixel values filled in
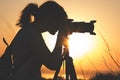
left=68, top=33, right=96, bottom=59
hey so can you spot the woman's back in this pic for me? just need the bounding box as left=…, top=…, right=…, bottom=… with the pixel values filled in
left=11, top=24, right=44, bottom=80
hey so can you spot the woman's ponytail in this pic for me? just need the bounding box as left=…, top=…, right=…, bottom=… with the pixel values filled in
left=16, top=3, right=38, bottom=27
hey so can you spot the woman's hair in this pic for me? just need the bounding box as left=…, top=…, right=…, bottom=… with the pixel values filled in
left=16, top=1, right=68, bottom=27
left=16, top=3, right=38, bottom=27
left=36, top=1, right=68, bottom=25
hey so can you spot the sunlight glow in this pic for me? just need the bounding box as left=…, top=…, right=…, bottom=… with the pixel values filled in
left=68, top=33, right=96, bottom=59
left=42, top=32, right=96, bottom=59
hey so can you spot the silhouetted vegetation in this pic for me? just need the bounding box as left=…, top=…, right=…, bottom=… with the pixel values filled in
left=90, top=72, right=120, bottom=80
left=98, top=31, right=120, bottom=69
left=42, top=76, right=64, bottom=80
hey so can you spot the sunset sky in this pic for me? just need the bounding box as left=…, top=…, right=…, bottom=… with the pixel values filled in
left=0, top=0, right=120, bottom=79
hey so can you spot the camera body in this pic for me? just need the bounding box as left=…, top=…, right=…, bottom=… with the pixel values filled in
left=65, top=19, right=96, bottom=35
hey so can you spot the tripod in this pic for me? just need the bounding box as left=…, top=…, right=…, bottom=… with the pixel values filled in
left=53, top=38, right=77, bottom=80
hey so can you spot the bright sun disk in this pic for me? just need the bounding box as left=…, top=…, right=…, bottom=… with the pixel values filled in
left=68, top=33, right=95, bottom=59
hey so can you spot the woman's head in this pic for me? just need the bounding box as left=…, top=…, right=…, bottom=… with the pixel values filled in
left=36, top=1, right=68, bottom=34
left=17, top=1, right=68, bottom=35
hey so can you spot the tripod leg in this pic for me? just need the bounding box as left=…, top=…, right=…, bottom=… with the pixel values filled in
left=53, top=59, right=63, bottom=80
left=66, top=57, right=77, bottom=80
left=66, top=58, right=70, bottom=80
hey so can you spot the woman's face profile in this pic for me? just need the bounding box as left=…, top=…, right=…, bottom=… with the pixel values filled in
left=47, top=19, right=66, bottom=35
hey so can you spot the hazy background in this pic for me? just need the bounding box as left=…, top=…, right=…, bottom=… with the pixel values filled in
left=0, top=0, right=120, bottom=79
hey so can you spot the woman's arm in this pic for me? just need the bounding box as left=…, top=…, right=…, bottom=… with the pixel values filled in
left=43, top=32, right=65, bottom=70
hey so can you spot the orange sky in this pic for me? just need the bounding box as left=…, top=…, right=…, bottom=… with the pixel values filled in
left=0, top=0, right=120, bottom=79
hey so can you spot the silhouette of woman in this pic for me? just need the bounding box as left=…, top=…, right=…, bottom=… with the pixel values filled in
left=10, top=1, right=68, bottom=80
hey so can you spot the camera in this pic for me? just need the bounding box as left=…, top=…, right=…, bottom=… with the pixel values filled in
left=65, top=19, right=96, bottom=35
